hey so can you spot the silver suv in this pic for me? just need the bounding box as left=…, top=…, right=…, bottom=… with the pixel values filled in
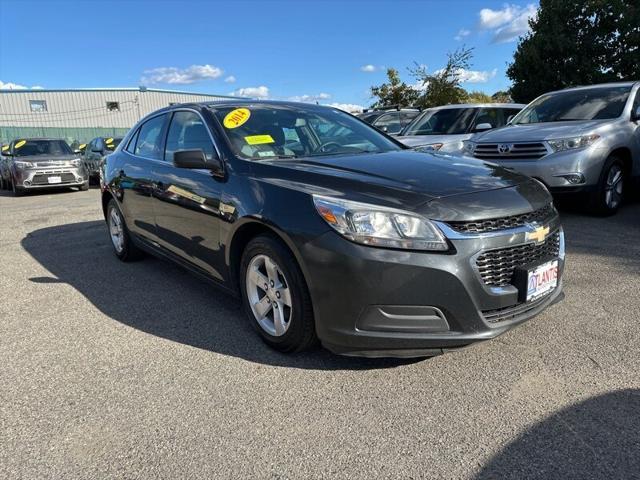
left=463, top=82, right=640, bottom=215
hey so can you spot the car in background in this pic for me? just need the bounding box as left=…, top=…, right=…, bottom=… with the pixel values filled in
left=357, top=107, right=421, bottom=135
left=84, top=137, right=123, bottom=181
left=463, top=82, right=640, bottom=215
left=0, top=144, right=12, bottom=189
left=102, top=100, right=563, bottom=357
left=2, top=138, right=88, bottom=196
left=396, top=103, right=525, bottom=153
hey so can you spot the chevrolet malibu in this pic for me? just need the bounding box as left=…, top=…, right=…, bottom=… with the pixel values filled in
left=102, top=101, right=564, bottom=357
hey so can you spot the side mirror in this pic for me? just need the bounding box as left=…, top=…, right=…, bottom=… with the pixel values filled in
left=632, top=106, right=640, bottom=122
left=174, top=149, right=223, bottom=175
left=474, top=122, right=493, bottom=132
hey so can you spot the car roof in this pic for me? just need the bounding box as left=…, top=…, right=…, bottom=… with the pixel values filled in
left=548, top=81, right=640, bottom=95
left=423, top=103, right=526, bottom=110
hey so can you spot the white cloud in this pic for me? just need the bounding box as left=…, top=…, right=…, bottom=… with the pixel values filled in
left=478, top=4, right=537, bottom=43
left=224, top=75, right=236, bottom=83
left=411, top=80, right=429, bottom=92
left=457, top=68, right=498, bottom=83
left=454, top=28, right=471, bottom=41
left=360, top=64, right=377, bottom=72
left=141, top=64, right=224, bottom=85
left=325, top=103, right=364, bottom=113
left=231, top=86, right=270, bottom=99
left=288, top=93, right=331, bottom=103
left=0, top=80, right=28, bottom=90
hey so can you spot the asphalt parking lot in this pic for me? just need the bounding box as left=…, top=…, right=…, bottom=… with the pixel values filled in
left=1, top=187, right=639, bottom=479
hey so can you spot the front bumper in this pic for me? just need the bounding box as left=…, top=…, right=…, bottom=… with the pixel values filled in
left=467, top=146, right=608, bottom=192
left=13, top=166, right=87, bottom=189
left=298, top=220, right=565, bottom=357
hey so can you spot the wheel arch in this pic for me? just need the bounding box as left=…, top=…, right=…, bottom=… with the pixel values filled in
left=608, top=147, right=633, bottom=177
left=226, top=218, right=311, bottom=295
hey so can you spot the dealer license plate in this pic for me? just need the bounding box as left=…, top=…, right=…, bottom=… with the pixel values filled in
left=48, top=176, right=62, bottom=184
left=527, top=260, right=558, bottom=302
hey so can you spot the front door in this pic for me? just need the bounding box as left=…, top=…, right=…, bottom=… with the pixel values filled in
left=152, top=110, right=226, bottom=281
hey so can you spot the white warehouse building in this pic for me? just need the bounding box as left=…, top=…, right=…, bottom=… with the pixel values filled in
left=0, top=87, right=235, bottom=146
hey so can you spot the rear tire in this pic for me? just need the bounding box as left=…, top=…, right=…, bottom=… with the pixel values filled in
left=106, top=198, right=143, bottom=262
left=240, top=234, right=317, bottom=353
left=589, top=156, right=625, bottom=216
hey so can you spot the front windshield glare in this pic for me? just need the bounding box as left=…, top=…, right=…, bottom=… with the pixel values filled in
left=403, top=108, right=476, bottom=135
left=513, top=86, right=631, bottom=124
left=211, top=105, right=401, bottom=160
left=13, top=139, right=73, bottom=157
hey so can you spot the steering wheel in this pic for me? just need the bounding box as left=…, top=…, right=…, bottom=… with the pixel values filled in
left=315, top=141, right=343, bottom=153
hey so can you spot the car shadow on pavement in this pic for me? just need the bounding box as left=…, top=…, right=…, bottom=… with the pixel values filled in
left=21, top=220, right=420, bottom=371
left=473, top=389, right=640, bottom=480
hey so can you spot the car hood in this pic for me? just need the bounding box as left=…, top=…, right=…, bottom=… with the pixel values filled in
left=473, top=120, right=609, bottom=142
left=397, top=133, right=472, bottom=148
left=254, top=150, right=544, bottom=219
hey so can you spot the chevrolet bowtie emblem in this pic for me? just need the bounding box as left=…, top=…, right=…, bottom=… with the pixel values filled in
left=527, top=225, right=549, bottom=243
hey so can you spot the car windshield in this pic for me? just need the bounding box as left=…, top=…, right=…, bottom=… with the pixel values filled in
left=211, top=104, right=401, bottom=160
left=513, top=86, right=632, bottom=124
left=13, top=139, right=73, bottom=157
left=402, top=108, right=476, bottom=135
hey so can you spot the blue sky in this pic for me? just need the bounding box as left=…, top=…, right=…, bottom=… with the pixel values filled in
left=0, top=0, right=538, bottom=109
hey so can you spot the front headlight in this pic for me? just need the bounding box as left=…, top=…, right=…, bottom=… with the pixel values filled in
left=462, top=140, right=476, bottom=154
left=548, top=134, right=600, bottom=152
left=312, top=195, right=448, bottom=251
left=413, top=143, right=443, bottom=152
left=14, top=161, right=34, bottom=169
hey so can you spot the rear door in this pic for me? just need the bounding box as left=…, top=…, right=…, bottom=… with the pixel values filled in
left=152, top=109, right=226, bottom=281
left=118, top=113, right=169, bottom=243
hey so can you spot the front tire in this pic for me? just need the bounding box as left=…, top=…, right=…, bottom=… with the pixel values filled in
left=11, top=177, right=24, bottom=197
left=106, top=198, right=143, bottom=261
left=240, top=234, right=317, bottom=353
left=79, top=181, right=89, bottom=191
left=589, top=156, right=625, bottom=216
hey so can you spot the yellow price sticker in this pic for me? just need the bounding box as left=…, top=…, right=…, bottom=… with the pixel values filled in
left=78, top=144, right=86, bottom=150
left=15, top=140, right=27, bottom=149
left=223, top=108, right=251, bottom=129
left=1, top=145, right=9, bottom=152
left=245, top=134, right=275, bottom=145
left=105, top=138, right=114, bottom=144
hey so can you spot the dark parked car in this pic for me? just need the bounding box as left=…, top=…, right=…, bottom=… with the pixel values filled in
left=357, top=108, right=420, bottom=135
left=84, top=137, right=123, bottom=181
left=102, top=101, right=564, bottom=357
left=1, top=138, right=88, bottom=195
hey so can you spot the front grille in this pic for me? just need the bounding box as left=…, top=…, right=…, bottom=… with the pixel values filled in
left=473, top=142, right=548, bottom=160
left=482, top=294, right=552, bottom=324
left=31, top=172, right=76, bottom=185
left=476, top=230, right=561, bottom=287
left=448, top=204, right=555, bottom=234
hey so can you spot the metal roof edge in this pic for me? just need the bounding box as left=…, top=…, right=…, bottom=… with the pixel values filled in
left=0, top=87, right=237, bottom=98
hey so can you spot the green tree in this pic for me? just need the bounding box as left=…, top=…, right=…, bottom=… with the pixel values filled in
left=410, top=47, right=474, bottom=109
left=467, top=91, right=493, bottom=103
left=491, top=91, right=512, bottom=103
left=507, top=0, right=640, bottom=103
left=369, top=68, right=420, bottom=108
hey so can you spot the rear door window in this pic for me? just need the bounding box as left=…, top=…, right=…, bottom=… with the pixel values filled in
left=134, top=114, right=168, bottom=160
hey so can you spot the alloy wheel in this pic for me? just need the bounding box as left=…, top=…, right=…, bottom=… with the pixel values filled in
left=604, top=164, right=623, bottom=209
left=245, top=254, right=293, bottom=337
left=108, top=207, right=125, bottom=253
